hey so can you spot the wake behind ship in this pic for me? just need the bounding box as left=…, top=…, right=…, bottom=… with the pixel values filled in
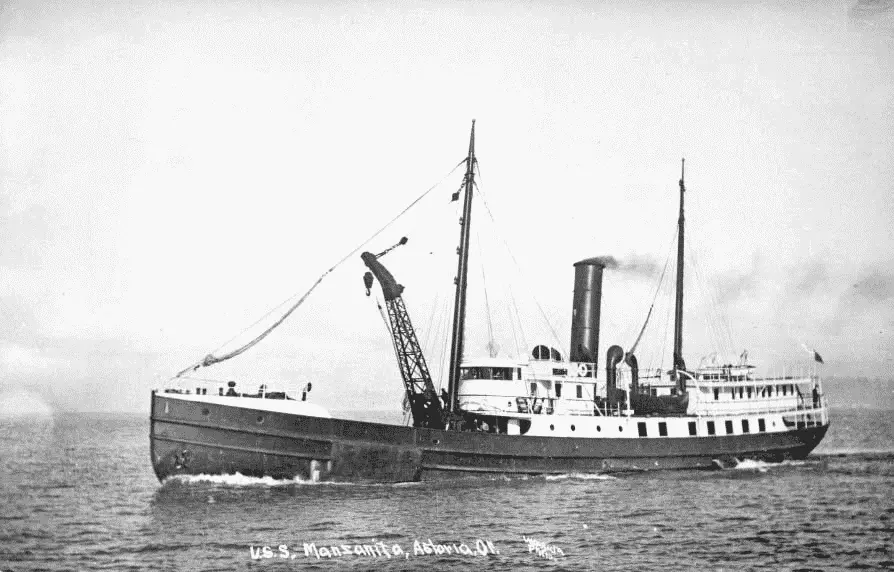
left=150, top=122, right=829, bottom=483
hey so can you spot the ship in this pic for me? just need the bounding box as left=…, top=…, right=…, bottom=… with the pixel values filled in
left=150, top=122, right=830, bottom=483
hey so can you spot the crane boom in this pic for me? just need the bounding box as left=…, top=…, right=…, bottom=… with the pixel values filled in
left=361, top=251, right=445, bottom=429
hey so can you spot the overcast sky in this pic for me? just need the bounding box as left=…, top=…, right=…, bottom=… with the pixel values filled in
left=1, top=0, right=892, bottom=414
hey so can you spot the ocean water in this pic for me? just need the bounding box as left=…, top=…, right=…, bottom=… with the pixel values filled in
left=0, top=408, right=892, bottom=571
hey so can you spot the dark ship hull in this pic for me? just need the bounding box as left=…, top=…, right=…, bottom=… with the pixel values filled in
left=150, top=391, right=829, bottom=483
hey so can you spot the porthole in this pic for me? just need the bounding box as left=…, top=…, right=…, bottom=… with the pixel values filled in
left=201, top=408, right=210, bottom=416
left=256, top=415, right=265, bottom=424
left=550, top=424, right=555, bottom=431
left=596, top=425, right=601, bottom=432
left=619, top=426, right=623, bottom=432
left=433, top=439, right=440, bottom=445
left=571, top=424, right=576, bottom=431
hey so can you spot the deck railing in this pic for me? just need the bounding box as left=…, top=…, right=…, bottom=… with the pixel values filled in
left=162, top=376, right=311, bottom=402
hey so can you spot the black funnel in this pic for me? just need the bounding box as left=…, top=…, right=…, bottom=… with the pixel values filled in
left=569, top=258, right=607, bottom=367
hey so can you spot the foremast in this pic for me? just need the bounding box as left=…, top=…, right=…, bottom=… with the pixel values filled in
left=446, top=121, right=477, bottom=417
left=673, top=158, right=687, bottom=390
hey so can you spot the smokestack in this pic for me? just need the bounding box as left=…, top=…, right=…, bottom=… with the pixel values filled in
left=569, top=258, right=608, bottom=367
left=605, top=345, right=625, bottom=408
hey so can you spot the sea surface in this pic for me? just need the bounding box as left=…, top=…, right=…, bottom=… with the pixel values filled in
left=0, top=408, right=892, bottom=571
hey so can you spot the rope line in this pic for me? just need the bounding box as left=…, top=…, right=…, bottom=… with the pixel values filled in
left=175, top=157, right=467, bottom=377
left=475, top=182, right=563, bottom=348
left=629, top=235, right=673, bottom=355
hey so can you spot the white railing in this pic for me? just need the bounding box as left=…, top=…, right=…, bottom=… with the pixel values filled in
left=162, top=376, right=312, bottom=402
left=690, top=388, right=828, bottom=418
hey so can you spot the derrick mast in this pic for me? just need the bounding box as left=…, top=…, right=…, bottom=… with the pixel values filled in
left=362, top=246, right=445, bottom=429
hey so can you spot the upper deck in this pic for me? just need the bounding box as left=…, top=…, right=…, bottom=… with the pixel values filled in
left=456, top=356, right=828, bottom=420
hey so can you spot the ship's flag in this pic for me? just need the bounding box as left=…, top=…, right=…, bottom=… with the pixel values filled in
left=802, top=343, right=825, bottom=364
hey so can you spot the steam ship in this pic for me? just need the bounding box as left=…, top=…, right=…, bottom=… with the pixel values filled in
left=150, top=122, right=829, bottom=483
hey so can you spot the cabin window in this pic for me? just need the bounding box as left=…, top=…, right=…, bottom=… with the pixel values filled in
left=739, top=387, right=744, bottom=398
left=492, top=368, right=513, bottom=380
left=782, top=385, right=787, bottom=396
left=651, top=388, right=658, bottom=396
left=532, top=345, right=550, bottom=360
left=742, top=419, right=750, bottom=433
left=461, top=367, right=488, bottom=380
left=713, top=388, right=719, bottom=400
left=517, top=368, right=522, bottom=380
left=658, top=422, right=668, bottom=437
left=550, top=348, right=562, bottom=361
left=731, top=388, right=736, bottom=400
left=555, top=383, right=562, bottom=398
left=638, top=422, right=647, bottom=437
left=688, top=421, right=697, bottom=436
left=747, top=386, right=752, bottom=399
left=758, top=418, right=766, bottom=432
left=576, top=385, right=583, bottom=399
left=707, top=421, right=716, bottom=435
left=725, top=420, right=734, bottom=434
left=530, top=382, right=537, bottom=395
left=552, top=368, right=567, bottom=376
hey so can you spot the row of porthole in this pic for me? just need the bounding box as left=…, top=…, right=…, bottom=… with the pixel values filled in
left=549, top=424, right=622, bottom=432
left=546, top=421, right=779, bottom=434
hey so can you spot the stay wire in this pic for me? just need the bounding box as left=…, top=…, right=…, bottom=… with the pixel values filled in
left=175, top=157, right=467, bottom=377
left=630, top=226, right=676, bottom=355
left=474, top=181, right=563, bottom=349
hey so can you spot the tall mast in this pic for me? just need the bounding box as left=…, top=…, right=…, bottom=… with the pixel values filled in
left=446, top=120, right=476, bottom=414
left=673, top=158, right=687, bottom=376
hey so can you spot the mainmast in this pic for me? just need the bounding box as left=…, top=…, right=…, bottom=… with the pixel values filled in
left=673, top=158, right=687, bottom=378
left=446, top=120, right=476, bottom=415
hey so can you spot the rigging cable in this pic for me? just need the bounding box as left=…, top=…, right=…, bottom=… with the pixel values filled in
left=628, top=228, right=674, bottom=355
left=421, top=292, right=440, bottom=354
left=641, top=225, right=677, bottom=375
left=435, top=295, right=452, bottom=391
left=475, top=229, right=498, bottom=357
left=506, top=285, right=521, bottom=359
left=508, top=285, right=529, bottom=357
left=474, top=181, right=563, bottom=349
left=656, top=244, right=675, bottom=373
left=692, top=234, right=737, bottom=357
left=175, top=157, right=468, bottom=378
left=688, top=246, right=724, bottom=360
left=700, top=258, right=723, bottom=359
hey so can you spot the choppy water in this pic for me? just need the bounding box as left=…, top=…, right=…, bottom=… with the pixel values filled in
left=1, top=408, right=892, bottom=571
